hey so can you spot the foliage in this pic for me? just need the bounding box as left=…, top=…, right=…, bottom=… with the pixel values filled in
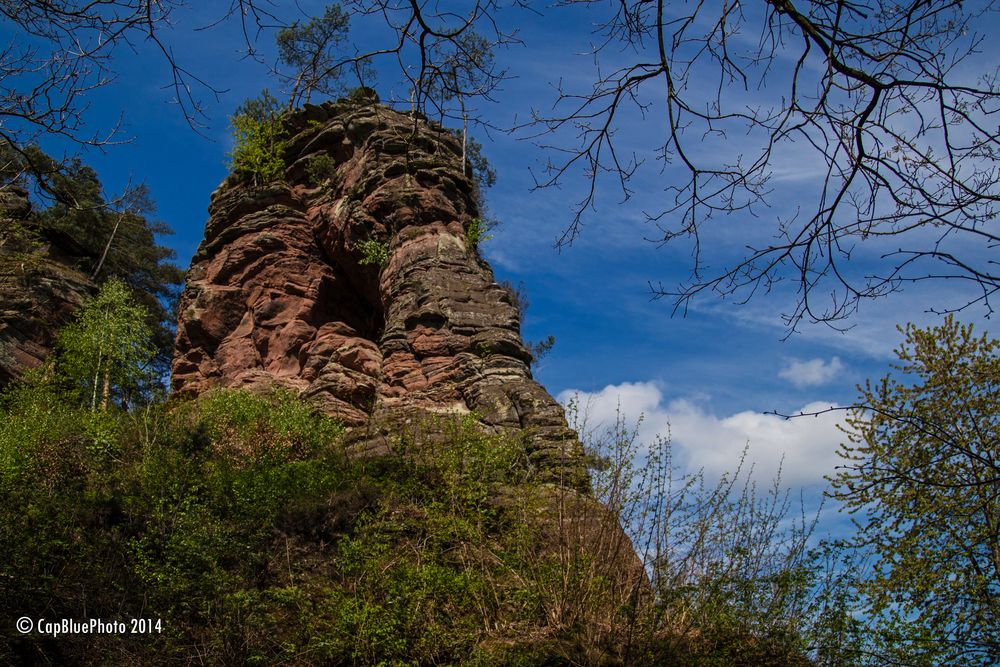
left=228, top=90, right=287, bottom=185
left=276, top=4, right=351, bottom=108
left=464, top=216, right=493, bottom=250
left=1, top=145, right=183, bottom=368
left=566, top=400, right=866, bottom=666
left=304, top=153, right=336, bottom=186
left=57, top=278, right=156, bottom=411
left=831, top=316, right=1000, bottom=665
left=356, top=237, right=389, bottom=267
left=0, top=386, right=346, bottom=663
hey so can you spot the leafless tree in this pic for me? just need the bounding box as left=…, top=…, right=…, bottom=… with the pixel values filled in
left=288, top=0, right=997, bottom=329
left=311, top=1, right=521, bottom=128
left=520, top=0, right=999, bottom=329
left=0, top=0, right=234, bottom=153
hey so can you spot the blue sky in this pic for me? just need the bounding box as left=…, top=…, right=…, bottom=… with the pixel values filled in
left=21, top=2, right=996, bottom=524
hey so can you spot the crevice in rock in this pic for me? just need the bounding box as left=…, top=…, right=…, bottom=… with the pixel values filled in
left=172, top=100, right=590, bottom=490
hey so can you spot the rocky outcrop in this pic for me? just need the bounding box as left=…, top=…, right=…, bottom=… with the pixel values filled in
left=172, top=101, right=588, bottom=488
left=0, top=186, right=94, bottom=389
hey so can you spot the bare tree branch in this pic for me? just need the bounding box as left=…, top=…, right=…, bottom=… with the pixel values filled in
left=521, top=0, right=999, bottom=329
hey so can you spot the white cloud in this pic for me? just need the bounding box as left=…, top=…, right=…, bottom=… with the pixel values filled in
left=557, top=381, right=845, bottom=487
left=778, top=356, right=844, bottom=387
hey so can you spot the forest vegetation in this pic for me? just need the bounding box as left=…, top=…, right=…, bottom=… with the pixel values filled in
left=0, top=1, right=997, bottom=664
left=0, top=254, right=995, bottom=665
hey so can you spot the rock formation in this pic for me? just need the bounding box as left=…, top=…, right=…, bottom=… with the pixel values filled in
left=172, top=100, right=588, bottom=488
left=0, top=186, right=94, bottom=389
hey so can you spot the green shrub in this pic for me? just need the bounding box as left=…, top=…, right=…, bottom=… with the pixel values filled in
left=228, top=90, right=287, bottom=185
left=465, top=216, right=493, bottom=249
left=356, top=237, right=390, bottom=267
left=304, top=153, right=337, bottom=185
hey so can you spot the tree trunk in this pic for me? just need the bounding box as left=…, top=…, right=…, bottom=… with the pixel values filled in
left=91, top=210, right=125, bottom=281
left=101, top=369, right=110, bottom=411
left=461, top=96, right=468, bottom=168
left=91, top=349, right=102, bottom=412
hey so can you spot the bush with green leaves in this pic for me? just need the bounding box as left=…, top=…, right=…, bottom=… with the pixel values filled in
left=356, top=237, right=389, bottom=267
left=304, top=153, right=337, bottom=186
left=228, top=90, right=287, bottom=185
left=464, top=216, right=492, bottom=249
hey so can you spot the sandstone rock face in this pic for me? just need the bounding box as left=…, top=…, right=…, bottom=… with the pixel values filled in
left=172, top=102, right=587, bottom=488
left=0, top=186, right=94, bottom=389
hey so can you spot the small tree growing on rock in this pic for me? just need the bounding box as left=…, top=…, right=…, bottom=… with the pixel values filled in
left=276, top=3, right=351, bottom=109
left=57, top=278, right=155, bottom=411
left=228, top=90, right=287, bottom=185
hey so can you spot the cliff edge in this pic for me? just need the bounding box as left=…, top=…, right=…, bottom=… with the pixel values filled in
left=172, top=100, right=588, bottom=489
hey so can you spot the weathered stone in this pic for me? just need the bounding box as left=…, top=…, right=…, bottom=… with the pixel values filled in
left=172, top=101, right=589, bottom=489
left=0, top=186, right=95, bottom=389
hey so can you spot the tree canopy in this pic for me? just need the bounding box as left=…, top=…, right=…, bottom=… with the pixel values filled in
left=1, top=145, right=183, bottom=370
left=276, top=4, right=352, bottom=108
left=832, top=317, right=999, bottom=665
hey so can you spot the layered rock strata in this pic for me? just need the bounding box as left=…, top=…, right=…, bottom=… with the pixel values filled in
left=172, top=101, right=587, bottom=488
left=0, top=186, right=94, bottom=389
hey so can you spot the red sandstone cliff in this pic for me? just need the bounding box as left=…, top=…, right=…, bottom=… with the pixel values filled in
left=0, top=185, right=94, bottom=389
left=172, top=101, right=588, bottom=488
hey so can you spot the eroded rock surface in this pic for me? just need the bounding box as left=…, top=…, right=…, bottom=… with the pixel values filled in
left=0, top=185, right=94, bottom=389
left=173, top=101, right=588, bottom=488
